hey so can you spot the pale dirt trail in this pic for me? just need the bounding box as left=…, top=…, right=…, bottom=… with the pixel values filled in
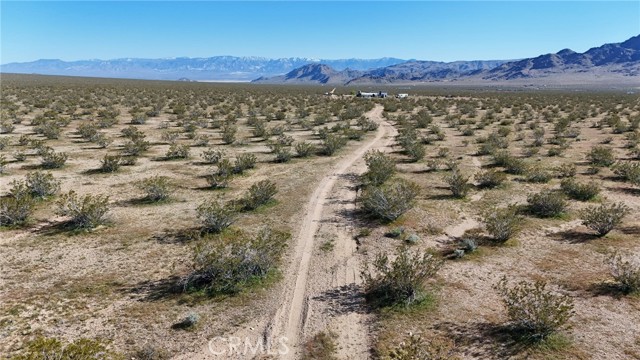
left=264, top=104, right=395, bottom=359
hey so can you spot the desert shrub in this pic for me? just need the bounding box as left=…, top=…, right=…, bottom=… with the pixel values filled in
left=404, top=142, right=425, bottom=162
left=93, top=133, right=112, bottom=148
left=40, top=148, right=68, bottom=168
left=193, top=134, right=210, bottom=147
left=445, top=170, right=470, bottom=198
left=527, top=190, right=568, bottom=218
left=302, top=331, right=338, bottom=360
left=14, top=151, right=27, bottom=162
left=181, top=227, right=289, bottom=295
left=13, top=337, right=121, bottom=360
left=483, top=205, right=522, bottom=242
left=383, top=334, right=459, bottom=360
left=494, top=277, right=574, bottom=342
left=0, top=190, right=34, bottom=226
left=133, top=345, right=171, bottom=360
left=581, top=202, right=629, bottom=236
left=161, top=130, right=180, bottom=144
left=241, top=180, right=277, bottom=210
left=100, top=154, right=122, bottom=173
left=196, top=199, right=236, bottom=232
left=294, top=141, right=315, bottom=158
left=524, top=165, right=552, bottom=183
left=207, top=159, right=233, bottom=188
left=361, top=247, right=442, bottom=307
left=233, top=153, right=257, bottom=174
left=360, top=180, right=419, bottom=222
left=608, top=252, right=640, bottom=295
left=221, top=124, right=237, bottom=144
left=554, top=163, right=577, bottom=178
left=122, top=138, right=150, bottom=156
left=56, top=191, right=110, bottom=229
left=200, top=148, right=225, bottom=164
left=612, top=161, right=640, bottom=185
left=131, top=112, right=147, bottom=124
left=475, top=169, right=507, bottom=188
left=269, top=143, right=292, bottom=163
left=25, top=171, right=60, bottom=198
left=587, top=146, right=615, bottom=167
left=320, top=134, right=347, bottom=156
left=137, top=176, right=172, bottom=202
left=363, top=150, right=396, bottom=186
left=0, top=155, right=6, bottom=174
left=166, top=143, right=190, bottom=159
left=560, top=179, right=600, bottom=201
left=504, top=157, right=529, bottom=175
left=121, top=125, right=145, bottom=140
left=77, top=122, right=98, bottom=140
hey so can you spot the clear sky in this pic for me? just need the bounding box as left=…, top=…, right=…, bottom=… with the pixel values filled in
left=1, top=1, right=639, bottom=64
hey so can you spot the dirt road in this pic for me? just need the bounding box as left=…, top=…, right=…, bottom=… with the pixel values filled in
left=263, top=104, right=396, bottom=359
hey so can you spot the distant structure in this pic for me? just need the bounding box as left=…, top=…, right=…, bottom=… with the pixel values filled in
left=356, top=91, right=387, bottom=98
left=396, top=93, right=409, bottom=98
left=323, top=88, right=336, bottom=96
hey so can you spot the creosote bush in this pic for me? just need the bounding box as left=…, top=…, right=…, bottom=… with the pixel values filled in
left=320, top=134, right=347, bottom=156
left=56, top=191, right=110, bottom=229
left=483, top=205, right=522, bottom=242
left=201, top=148, right=225, bottom=164
left=101, top=154, right=122, bottom=173
left=361, top=247, right=443, bottom=307
left=360, top=180, right=419, bottom=222
left=383, top=334, right=459, bottom=360
left=25, top=171, right=60, bottom=198
left=0, top=189, right=34, bottom=227
left=166, top=143, right=190, bottom=159
left=233, top=153, right=257, bottom=174
left=475, top=169, right=507, bottom=189
left=294, top=141, right=314, bottom=158
left=363, top=150, right=396, bottom=186
left=608, top=252, right=640, bottom=295
left=40, top=148, right=68, bottom=169
left=581, top=202, right=629, bottom=236
left=527, top=190, right=567, bottom=218
left=241, top=180, right=278, bottom=210
left=196, top=199, right=236, bottom=233
left=494, top=277, right=574, bottom=342
left=445, top=170, right=470, bottom=198
left=560, top=179, right=600, bottom=201
left=137, top=176, right=172, bottom=202
left=13, top=337, right=121, bottom=360
left=181, top=227, right=289, bottom=295
left=587, top=146, right=615, bottom=167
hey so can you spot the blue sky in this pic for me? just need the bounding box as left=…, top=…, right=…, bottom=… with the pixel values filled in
left=1, top=1, right=639, bottom=64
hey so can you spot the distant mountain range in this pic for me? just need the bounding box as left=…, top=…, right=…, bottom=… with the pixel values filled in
left=0, top=56, right=406, bottom=81
left=2, top=35, right=639, bottom=85
left=254, top=35, right=640, bottom=85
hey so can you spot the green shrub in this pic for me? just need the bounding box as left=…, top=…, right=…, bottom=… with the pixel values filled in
left=361, top=247, right=442, bottom=307
left=207, top=159, right=233, bottom=189
left=13, top=337, right=121, bottom=360
left=200, top=148, right=225, bottom=164
left=40, top=148, right=68, bottom=168
left=475, top=169, right=507, bottom=188
left=233, top=153, right=257, bottom=174
left=404, top=142, right=425, bottom=162
left=587, top=146, right=615, bottom=167
left=608, top=252, right=640, bottom=295
left=302, top=331, right=338, bottom=360
left=241, top=180, right=277, bottom=210
left=363, top=150, right=396, bottom=186
left=612, top=161, right=640, bottom=185
left=56, top=191, right=110, bottom=229
left=525, top=165, right=552, bottom=183
left=554, top=163, right=577, bottom=178
left=360, top=180, right=419, bottom=222
left=383, top=334, right=459, bottom=360
left=527, top=190, right=567, bottom=218
left=483, top=205, right=522, bottom=242
left=560, top=179, right=600, bottom=201
left=581, top=202, right=629, bottom=236
left=320, top=134, right=347, bottom=156
left=494, top=277, right=574, bottom=342
left=294, top=141, right=315, bottom=158
left=137, top=176, right=172, bottom=202
left=166, top=143, right=190, bottom=159
left=0, top=191, right=34, bottom=226
left=196, top=199, right=236, bottom=233
left=269, top=143, right=292, bottom=163
left=445, top=170, right=470, bottom=198
left=221, top=124, right=237, bottom=144
left=122, top=138, right=150, bottom=156
left=100, top=154, right=122, bottom=173
left=181, top=227, right=289, bottom=295
left=25, top=171, right=60, bottom=198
